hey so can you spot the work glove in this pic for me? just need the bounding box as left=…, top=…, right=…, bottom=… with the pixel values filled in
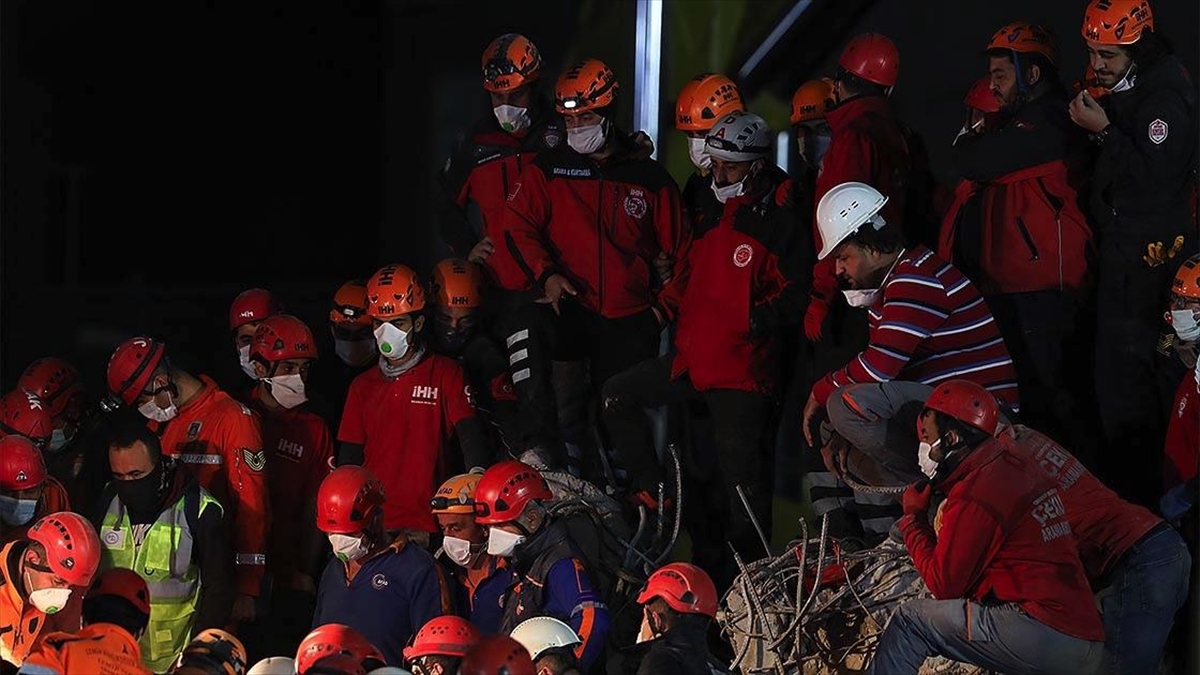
left=804, top=297, right=829, bottom=342
left=1143, top=235, right=1185, bottom=267
left=902, top=481, right=933, bottom=516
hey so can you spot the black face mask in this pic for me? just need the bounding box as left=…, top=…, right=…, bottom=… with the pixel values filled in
left=115, top=461, right=165, bottom=520
left=431, top=314, right=478, bottom=356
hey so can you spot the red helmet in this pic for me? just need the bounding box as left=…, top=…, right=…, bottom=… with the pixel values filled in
left=18, top=358, right=85, bottom=422
left=473, top=460, right=552, bottom=525
left=431, top=258, right=486, bottom=310
left=229, top=288, right=281, bottom=331
left=330, top=279, right=372, bottom=329
left=316, top=466, right=385, bottom=534
left=838, top=33, right=899, bottom=88
left=296, top=624, right=385, bottom=675
left=964, top=77, right=1001, bottom=113
left=482, top=33, right=543, bottom=93
left=27, top=511, right=101, bottom=586
left=305, top=653, right=365, bottom=675
left=459, top=635, right=535, bottom=675
left=1082, top=0, right=1154, bottom=45
left=0, top=389, right=53, bottom=449
left=675, top=73, right=744, bottom=132
left=87, top=567, right=151, bottom=616
left=637, top=562, right=719, bottom=618
left=366, top=264, right=427, bottom=320
left=0, top=435, right=47, bottom=491
left=923, top=380, right=1001, bottom=436
left=404, top=615, right=482, bottom=661
left=790, top=78, right=834, bottom=125
left=252, top=314, right=319, bottom=364
left=555, top=59, right=619, bottom=115
left=106, top=337, right=166, bottom=406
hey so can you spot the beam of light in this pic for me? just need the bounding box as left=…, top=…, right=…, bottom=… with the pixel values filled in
left=635, top=0, right=664, bottom=158
left=738, top=0, right=813, bottom=80
left=776, top=130, right=790, bottom=173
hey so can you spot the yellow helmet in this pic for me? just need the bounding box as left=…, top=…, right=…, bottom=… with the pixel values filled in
left=431, top=473, right=482, bottom=515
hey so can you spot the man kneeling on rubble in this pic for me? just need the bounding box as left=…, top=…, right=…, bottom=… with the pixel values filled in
left=867, top=379, right=1105, bottom=674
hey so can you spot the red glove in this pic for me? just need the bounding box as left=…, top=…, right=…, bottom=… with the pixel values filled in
left=902, top=482, right=933, bottom=516
left=804, top=297, right=829, bottom=342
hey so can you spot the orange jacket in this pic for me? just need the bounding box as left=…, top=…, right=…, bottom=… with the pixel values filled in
left=20, top=623, right=150, bottom=675
left=153, top=375, right=269, bottom=596
left=0, top=478, right=70, bottom=548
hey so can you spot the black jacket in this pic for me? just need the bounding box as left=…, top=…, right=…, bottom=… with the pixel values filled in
left=627, top=622, right=729, bottom=675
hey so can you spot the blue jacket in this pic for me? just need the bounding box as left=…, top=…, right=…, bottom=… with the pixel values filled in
left=314, top=539, right=450, bottom=666
left=443, top=554, right=515, bottom=635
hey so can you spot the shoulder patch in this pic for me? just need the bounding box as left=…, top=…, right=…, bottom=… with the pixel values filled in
left=733, top=243, right=754, bottom=268
left=1149, top=118, right=1168, bottom=144
left=242, top=448, right=266, bottom=472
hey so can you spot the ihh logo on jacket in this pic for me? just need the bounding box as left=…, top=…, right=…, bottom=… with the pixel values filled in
left=411, top=386, right=439, bottom=406
left=276, top=439, right=305, bottom=461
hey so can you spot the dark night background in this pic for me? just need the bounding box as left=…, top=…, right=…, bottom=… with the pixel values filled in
left=2, top=0, right=1197, bottom=396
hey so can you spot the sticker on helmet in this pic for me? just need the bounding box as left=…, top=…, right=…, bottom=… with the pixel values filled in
left=1149, top=118, right=1168, bottom=145
left=624, top=193, right=647, bottom=219
left=733, top=244, right=754, bottom=268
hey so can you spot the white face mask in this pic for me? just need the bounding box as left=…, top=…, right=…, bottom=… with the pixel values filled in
left=442, top=535, right=483, bottom=567
left=374, top=322, right=409, bottom=360
left=24, top=570, right=71, bottom=614
left=711, top=177, right=746, bottom=204
left=917, top=439, right=941, bottom=479
left=567, top=122, right=607, bottom=155
left=335, top=337, right=376, bottom=368
left=138, top=389, right=178, bottom=423
left=329, top=533, right=369, bottom=562
left=266, top=373, right=307, bottom=409
left=842, top=288, right=883, bottom=308
left=1110, top=63, right=1138, bottom=93
left=48, top=427, right=72, bottom=453
left=238, top=344, right=259, bottom=380
left=494, top=104, right=531, bottom=134
left=687, top=137, right=711, bottom=171
left=487, top=527, right=526, bottom=557
left=1170, top=309, right=1200, bottom=343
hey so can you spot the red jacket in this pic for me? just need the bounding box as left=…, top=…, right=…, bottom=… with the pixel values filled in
left=940, top=161, right=1095, bottom=296
left=811, top=95, right=913, bottom=305
left=667, top=167, right=812, bottom=393
left=504, top=132, right=691, bottom=320
left=1165, top=371, right=1199, bottom=491
left=1000, top=424, right=1160, bottom=581
left=900, top=437, right=1105, bottom=641
left=440, top=112, right=565, bottom=292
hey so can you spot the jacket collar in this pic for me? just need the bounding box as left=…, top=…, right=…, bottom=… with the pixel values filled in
left=825, top=95, right=890, bottom=132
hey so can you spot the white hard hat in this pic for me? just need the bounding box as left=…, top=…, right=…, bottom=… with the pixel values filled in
left=248, top=656, right=297, bottom=675
left=815, top=181, right=889, bottom=259
left=510, top=616, right=582, bottom=660
left=705, top=111, right=772, bottom=162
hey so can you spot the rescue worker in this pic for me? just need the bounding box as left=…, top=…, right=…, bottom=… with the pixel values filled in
left=801, top=182, right=1018, bottom=544
left=459, top=636, right=535, bottom=675
left=473, top=461, right=608, bottom=672
left=402, top=615, right=480, bottom=675
left=439, top=33, right=561, bottom=298
left=170, top=628, right=248, bottom=675
left=105, top=336, right=269, bottom=619
left=627, top=563, right=728, bottom=675
left=430, top=472, right=512, bottom=634
left=321, top=279, right=376, bottom=435
left=247, top=656, right=297, bottom=675
left=942, top=21, right=1096, bottom=455
left=0, top=511, right=101, bottom=667
left=868, top=380, right=1105, bottom=674
left=429, top=258, right=520, bottom=452
left=0, top=436, right=70, bottom=546
left=1070, top=0, right=1199, bottom=504
left=1163, top=254, right=1200, bottom=521
left=312, top=466, right=449, bottom=666
left=509, top=616, right=581, bottom=675
left=16, top=358, right=91, bottom=500
left=230, top=288, right=283, bottom=387
left=502, top=58, right=691, bottom=469
left=674, top=72, right=745, bottom=224
left=19, top=567, right=152, bottom=675
left=295, top=623, right=385, bottom=675
left=0, top=389, right=53, bottom=452
left=789, top=77, right=834, bottom=215
left=247, top=314, right=334, bottom=657
left=96, top=423, right=234, bottom=673
left=338, top=264, right=488, bottom=544
left=603, top=111, right=810, bottom=580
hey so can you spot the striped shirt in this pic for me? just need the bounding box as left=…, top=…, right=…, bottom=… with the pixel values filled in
left=813, top=246, right=1019, bottom=409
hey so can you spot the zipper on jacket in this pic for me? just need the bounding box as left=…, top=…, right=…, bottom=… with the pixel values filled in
left=1014, top=216, right=1040, bottom=261
left=1035, top=178, right=1065, bottom=289
left=500, top=163, right=510, bottom=204
left=597, top=178, right=605, bottom=314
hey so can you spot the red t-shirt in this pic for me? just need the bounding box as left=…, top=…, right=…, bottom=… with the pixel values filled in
left=337, top=354, right=475, bottom=532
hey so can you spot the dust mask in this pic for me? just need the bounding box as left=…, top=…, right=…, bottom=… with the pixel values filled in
left=442, top=536, right=483, bottom=567
left=567, top=122, right=607, bottom=155
left=238, top=345, right=259, bottom=380
left=335, top=337, right=376, bottom=368
left=329, top=533, right=369, bottom=562
left=917, top=439, right=941, bottom=479
left=487, top=527, right=526, bottom=557
left=374, top=322, right=409, bottom=360
left=138, top=389, right=178, bottom=423
left=687, top=137, right=711, bottom=171
left=48, top=428, right=72, bottom=453
left=266, top=374, right=307, bottom=409
left=711, top=177, right=746, bottom=204
left=1169, top=309, right=1200, bottom=343
left=494, top=105, right=531, bottom=134
left=24, top=570, right=71, bottom=614
left=842, top=288, right=883, bottom=308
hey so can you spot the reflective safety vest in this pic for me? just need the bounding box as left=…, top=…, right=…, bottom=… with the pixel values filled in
left=98, top=484, right=221, bottom=673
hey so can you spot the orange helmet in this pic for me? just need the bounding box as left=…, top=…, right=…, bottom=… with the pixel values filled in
left=87, top=567, right=151, bottom=616
left=482, top=33, right=543, bottom=93
left=790, top=78, right=834, bottom=125
left=555, top=59, right=619, bottom=115
left=177, top=629, right=248, bottom=675
left=252, top=314, right=318, bottom=363
left=106, top=337, right=166, bottom=406
left=28, top=511, right=101, bottom=586
left=675, top=73, right=744, bottom=132
left=431, top=258, right=485, bottom=310
left=1172, top=254, right=1200, bottom=300
left=923, top=380, right=1001, bottom=437
left=296, top=624, right=385, bottom=675
left=987, top=21, right=1058, bottom=65
left=638, top=562, right=719, bottom=618
left=229, top=288, right=281, bottom=331
left=431, top=472, right=482, bottom=515
left=0, top=389, right=53, bottom=450
left=404, top=615, right=482, bottom=661
left=330, top=279, right=372, bottom=329
left=365, top=264, right=426, bottom=320
left=964, top=77, right=1002, bottom=113
left=838, top=33, right=899, bottom=88
left=1082, top=0, right=1154, bottom=45
left=18, top=358, right=84, bottom=422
